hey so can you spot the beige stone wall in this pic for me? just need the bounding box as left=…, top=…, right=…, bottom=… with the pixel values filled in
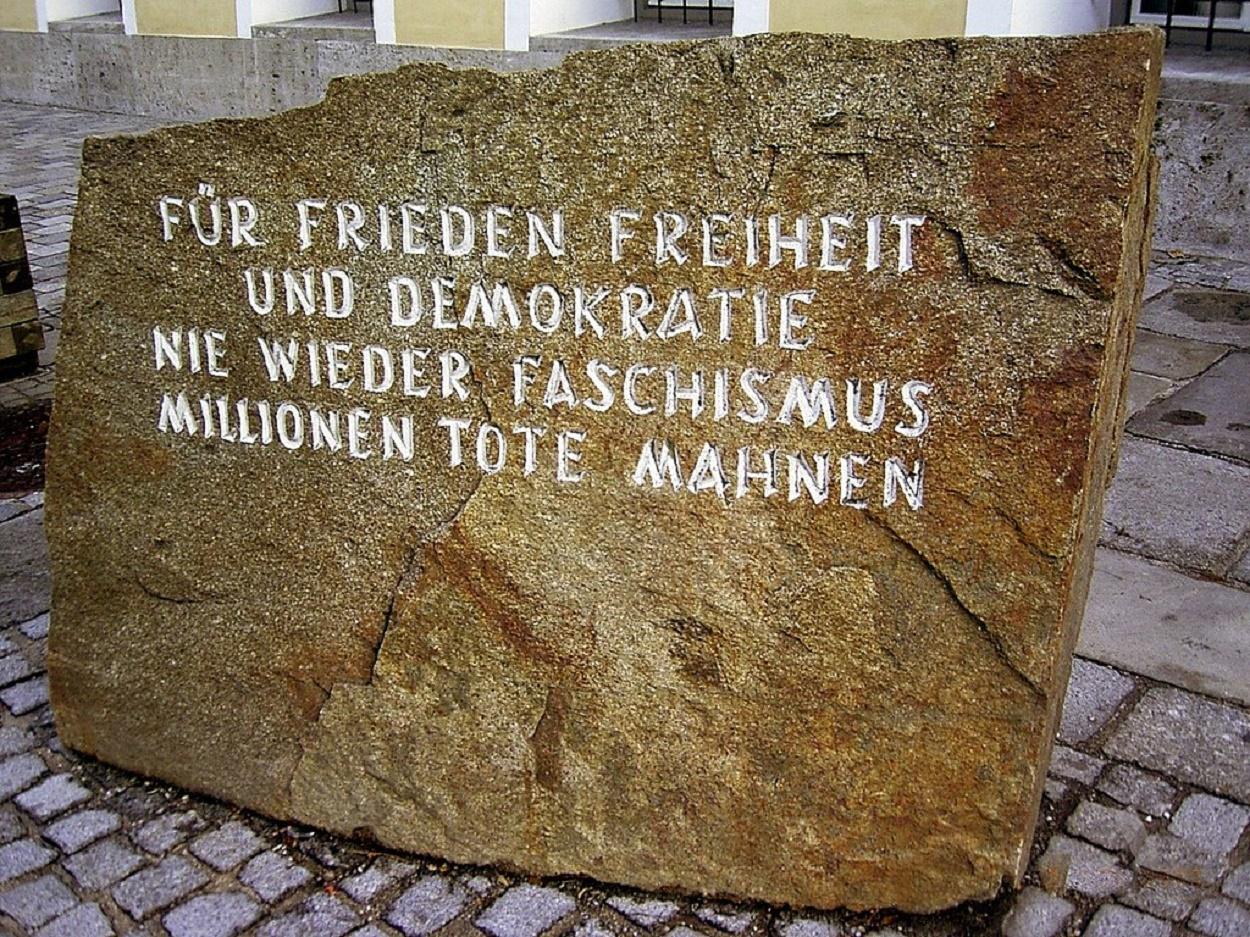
left=394, top=0, right=505, bottom=49
left=0, top=2, right=39, bottom=31
left=769, top=0, right=969, bottom=39
left=134, top=0, right=238, bottom=37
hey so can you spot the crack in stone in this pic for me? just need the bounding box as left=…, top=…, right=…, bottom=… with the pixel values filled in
left=133, top=572, right=223, bottom=605
left=863, top=514, right=1046, bottom=703
left=944, top=488, right=1065, bottom=562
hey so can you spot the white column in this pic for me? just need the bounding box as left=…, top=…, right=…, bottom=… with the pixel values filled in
left=121, top=0, right=136, bottom=34
left=965, top=0, right=1013, bottom=35
left=33, top=0, right=49, bottom=31
left=505, top=0, right=529, bottom=50
left=373, top=0, right=396, bottom=43
left=733, top=0, right=767, bottom=36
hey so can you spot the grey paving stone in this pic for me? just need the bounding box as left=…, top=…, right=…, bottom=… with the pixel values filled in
left=776, top=917, right=842, bottom=937
left=111, top=855, right=209, bottom=920
left=1139, top=287, right=1250, bottom=349
left=0, top=874, right=76, bottom=929
left=463, top=874, right=494, bottom=895
left=257, top=894, right=359, bottom=937
left=1065, top=801, right=1147, bottom=854
left=1234, top=549, right=1250, bottom=586
left=62, top=837, right=145, bottom=890
left=348, top=927, right=393, bottom=937
left=1105, top=687, right=1250, bottom=802
left=386, top=875, right=468, bottom=937
left=1224, top=862, right=1250, bottom=902
left=338, top=856, right=416, bottom=904
left=1001, top=886, right=1073, bottom=937
left=1190, top=896, right=1250, bottom=937
left=1119, top=875, right=1202, bottom=922
left=1059, top=660, right=1136, bottom=744
left=188, top=820, right=262, bottom=871
left=18, top=614, right=48, bottom=640
left=476, top=884, right=576, bottom=937
left=1130, top=352, right=1250, bottom=461
left=1125, top=373, right=1176, bottom=418
left=0, top=810, right=22, bottom=845
left=131, top=810, right=200, bottom=854
left=1135, top=833, right=1224, bottom=885
left=0, top=510, right=49, bottom=628
left=34, top=902, right=113, bottom=937
left=44, top=808, right=121, bottom=853
left=1170, top=793, right=1249, bottom=857
left=1079, top=548, right=1250, bottom=704
left=1081, top=904, right=1170, bottom=937
left=1, top=676, right=49, bottom=715
left=1048, top=745, right=1104, bottom=786
left=0, top=838, right=54, bottom=884
left=0, top=727, right=34, bottom=758
left=1043, top=779, right=1069, bottom=804
left=0, top=752, right=46, bottom=799
left=15, top=773, right=91, bottom=820
left=1037, top=835, right=1133, bottom=898
left=0, top=653, right=36, bottom=689
left=1131, top=329, right=1229, bottom=380
left=695, top=904, right=756, bottom=933
left=1101, top=438, right=1250, bottom=576
left=163, top=892, right=262, bottom=937
left=606, top=894, right=681, bottom=928
left=239, top=850, right=312, bottom=902
left=1097, top=764, right=1176, bottom=818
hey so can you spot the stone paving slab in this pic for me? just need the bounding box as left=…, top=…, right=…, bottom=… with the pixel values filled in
left=1138, top=287, right=1250, bottom=349
left=1100, top=437, right=1250, bottom=577
left=1129, top=352, right=1250, bottom=463
left=1078, top=548, right=1250, bottom=705
left=1130, top=328, right=1230, bottom=381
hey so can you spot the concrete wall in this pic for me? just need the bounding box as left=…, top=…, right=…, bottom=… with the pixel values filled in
left=394, top=0, right=505, bottom=48
left=0, top=3, right=39, bottom=31
left=531, top=0, right=630, bottom=36
left=769, top=0, right=969, bottom=39
left=133, top=0, right=239, bottom=37
left=0, top=28, right=562, bottom=118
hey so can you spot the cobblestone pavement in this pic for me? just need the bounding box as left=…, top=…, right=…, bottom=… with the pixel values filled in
left=3, top=99, right=1250, bottom=936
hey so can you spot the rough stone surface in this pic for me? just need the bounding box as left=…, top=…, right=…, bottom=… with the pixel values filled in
left=1169, top=793, right=1249, bottom=857
left=111, top=855, right=210, bottom=920
left=0, top=510, right=49, bottom=628
left=1081, top=904, right=1170, bottom=937
left=15, top=772, right=90, bottom=819
left=1124, top=373, right=1174, bottom=417
left=1065, top=801, right=1146, bottom=855
left=33, top=901, right=114, bottom=937
left=43, top=808, right=121, bottom=853
left=44, top=31, right=1162, bottom=912
left=476, top=884, right=576, bottom=937
left=1134, top=833, right=1223, bottom=886
left=1189, top=897, right=1250, bottom=937
left=239, top=851, right=311, bottom=903
left=1130, top=351, right=1250, bottom=461
left=1224, top=863, right=1250, bottom=902
left=188, top=820, right=263, bottom=871
left=0, top=873, right=77, bottom=929
left=606, top=894, right=680, bottom=927
left=1119, top=876, right=1202, bottom=922
left=1048, top=746, right=1105, bottom=786
left=1058, top=660, right=1135, bottom=744
left=999, top=886, right=1072, bottom=937
left=62, top=837, right=145, bottom=890
left=163, top=892, right=263, bottom=937
left=1036, top=836, right=1132, bottom=899
left=385, top=875, right=468, bottom=936
left=1139, top=286, right=1250, bottom=349
left=1106, top=687, right=1250, bottom=801
left=0, top=838, right=54, bottom=883
left=256, top=894, right=360, bottom=937
left=1096, top=765, right=1175, bottom=818
left=1101, top=437, right=1250, bottom=576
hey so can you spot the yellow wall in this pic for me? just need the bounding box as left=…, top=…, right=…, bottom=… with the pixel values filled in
left=394, top=0, right=504, bottom=49
left=0, top=2, right=39, bottom=31
left=770, top=0, right=968, bottom=39
left=134, top=0, right=238, bottom=37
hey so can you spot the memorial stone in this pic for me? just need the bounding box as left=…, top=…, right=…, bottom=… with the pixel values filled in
left=45, top=30, right=1162, bottom=912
